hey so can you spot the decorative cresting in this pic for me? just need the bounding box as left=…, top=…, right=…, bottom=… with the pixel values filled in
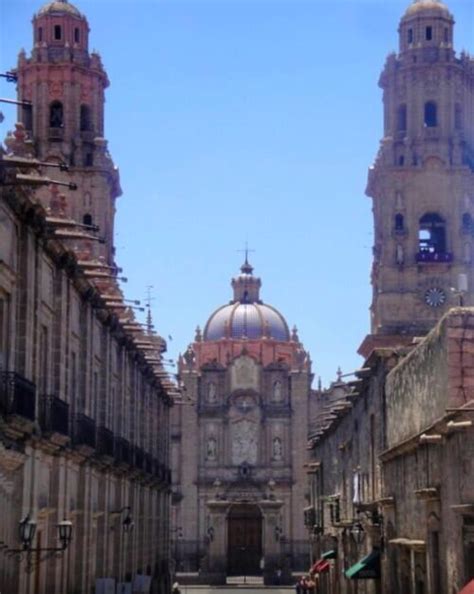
left=203, top=259, right=290, bottom=342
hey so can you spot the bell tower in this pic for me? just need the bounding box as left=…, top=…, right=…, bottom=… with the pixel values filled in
left=15, top=0, right=121, bottom=263
left=360, top=0, right=474, bottom=356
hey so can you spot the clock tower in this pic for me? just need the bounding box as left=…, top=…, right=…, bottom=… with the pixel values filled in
left=360, top=0, right=474, bottom=356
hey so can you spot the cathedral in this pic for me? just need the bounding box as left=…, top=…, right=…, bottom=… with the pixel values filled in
left=171, top=258, right=314, bottom=583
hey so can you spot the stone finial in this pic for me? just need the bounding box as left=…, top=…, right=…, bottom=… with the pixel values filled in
left=195, top=326, right=202, bottom=342
left=337, top=367, right=343, bottom=382
left=291, top=325, right=299, bottom=342
left=4, top=122, right=34, bottom=157
left=183, top=345, right=195, bottom=367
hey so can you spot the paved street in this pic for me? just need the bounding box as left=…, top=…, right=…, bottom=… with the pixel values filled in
left=180, top=589, right=293, bottom=594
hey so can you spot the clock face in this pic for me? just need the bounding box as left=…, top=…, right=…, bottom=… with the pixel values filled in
left=424, top=287, right=446, bottom=307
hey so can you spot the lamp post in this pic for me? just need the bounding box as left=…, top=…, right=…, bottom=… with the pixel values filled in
left=9, top=514, right=73, bottom=573
left=109, top=506, right=134, bottom=586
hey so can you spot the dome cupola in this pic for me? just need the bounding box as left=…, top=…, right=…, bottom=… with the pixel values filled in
left=399, top=0, right=454, bottom=57
left=203, top=259, right=290, bottom=342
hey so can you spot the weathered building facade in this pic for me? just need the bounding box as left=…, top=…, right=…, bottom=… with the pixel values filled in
left=0, top=2, right=175, bottom=593
left=305, top=1, right=474, bottom=593
left=171, top=260, right=313, bottom=584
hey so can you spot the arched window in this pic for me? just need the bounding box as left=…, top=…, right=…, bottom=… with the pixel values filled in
left=462, top=213, right=472, bottom=233
left=23, top=105, right=33, bottom=131
left=397, top=104, right=407, bottom=131
left=425, top=26, right=433, bottom=41
left=419, top=213, right=446, bottom=255
left=74, top=28, right=80, bottom=43
left=80, top=105, right=92, bottom=132
left=54, top=25, right=62, bottom=40
left=395, top=214, right=404, bottom=232
left=455, top=104, right=462, bottom=130
left=49, top=101, right=63, bottom=128
left=398, top=155, right=405, bottom=166
left=37, top=27, right=43, bottom=42
left=83, top=213, right=93, bottom=227
left=407, top=28, right=413, bottom=44
left=424, top=102, right=437, bottom=127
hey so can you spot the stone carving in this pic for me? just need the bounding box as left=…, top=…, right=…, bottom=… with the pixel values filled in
left=272, top=437, right=283, bottom=461
left=231, top=419, right=257, bottom=465
left=272, top=381, right=283, bottom=402
left=206, top=437, right=217, bottom=461
left=207, top=382, right=217, bottom=403
left=230, top=355, right=258, bottom=391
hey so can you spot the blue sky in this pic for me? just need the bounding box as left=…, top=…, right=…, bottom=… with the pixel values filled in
left=1, top=0, right=473, bottom=386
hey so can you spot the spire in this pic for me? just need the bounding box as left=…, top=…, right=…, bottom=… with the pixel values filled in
left=231, top=258, right=261, bottom=304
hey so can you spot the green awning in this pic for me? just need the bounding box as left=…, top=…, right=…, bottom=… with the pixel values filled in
left=345, top=549, right=381, bottom=580
left=321, top=549, right=337, bottom=560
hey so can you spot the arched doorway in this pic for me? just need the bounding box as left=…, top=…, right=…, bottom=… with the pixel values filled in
left=227, top=504, right=262, bottom=576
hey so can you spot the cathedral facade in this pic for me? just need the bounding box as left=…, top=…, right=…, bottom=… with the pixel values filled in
left=171, top=259, right=313, bottom=583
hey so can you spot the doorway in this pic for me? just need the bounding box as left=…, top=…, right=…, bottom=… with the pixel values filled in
left=227, top=504, right=262, bottom=576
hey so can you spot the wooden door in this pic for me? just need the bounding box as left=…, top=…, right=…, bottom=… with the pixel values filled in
left=227, top=505, right=262, bottom=575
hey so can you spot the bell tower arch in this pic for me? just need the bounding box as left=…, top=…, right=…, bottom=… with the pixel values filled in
left=15, top=0, right=121, bottom=263
left=360, top=0, right=474, bottom=356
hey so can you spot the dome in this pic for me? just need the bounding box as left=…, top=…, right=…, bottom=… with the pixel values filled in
left=404, top=0, right=451, bottom=17
left=38, top=0, right=82, bottom=17
left=203, top=259, right=291, bottom=342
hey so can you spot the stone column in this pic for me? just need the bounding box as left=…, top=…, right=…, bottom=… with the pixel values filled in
left=206, top=500, right=230, bottom=584
left=260, top=500, right=284, bottom=585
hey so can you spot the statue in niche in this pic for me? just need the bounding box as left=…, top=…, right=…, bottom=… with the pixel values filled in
left=206, top=437, right=217, bottom=461
left=272, top=437, right=283, bottom=461
left=207, top=382, right=217, bottom=403
left=396, top=244, right=404, bottom=265
left=272, top=380, right=283, bottom=402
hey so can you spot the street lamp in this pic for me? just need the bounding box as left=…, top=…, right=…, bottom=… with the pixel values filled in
left=350, top=520, right=365, bottom=546
left=9, top=514, right=73, bottom=573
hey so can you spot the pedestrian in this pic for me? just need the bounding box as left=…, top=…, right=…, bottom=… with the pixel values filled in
left=172, top=582, right=181, bottom=594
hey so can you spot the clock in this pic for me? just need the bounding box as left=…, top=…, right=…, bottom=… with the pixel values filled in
left=424, top=287, right=446, bottom=307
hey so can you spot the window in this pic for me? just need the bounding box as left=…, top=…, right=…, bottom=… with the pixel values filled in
left=444, top=28, right=449, bottom=43
left=426, top=26, right=433, bottom=41
left=408, top=28, right=413, bottom=44
left=80, top=105, right=92, bottom=131
left=424, top=102, right=437, bottom=127
left=83, top=213, right=93, bottom=227
left=85, top=152, right=93, bottom=167
left=49, top=101, right=63, bottom=128
left=398, top=155, right=405, bottom=166
left=54, top=25, right=62, bottom=40
left=395, top=214, right=405, bottom=232
left=74, top=28, right=80, bottom=43
left=23, top=105, right=33, bottom=131
left=397, top=104, right=407, bottom=131
left=38, top=27, right=43, bottom=42
left=455, top=104, right=462, bottom=130
left=419, top=213, right=446, bottom=255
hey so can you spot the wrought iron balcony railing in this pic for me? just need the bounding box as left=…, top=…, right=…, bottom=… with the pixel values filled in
left=39, top=394, right=69, bottom=436
left=97, top=426, right=114, bottom=458
left=73, top=413, right=96, bottom=449
left=0, top=372, right=36, bottom=421
left=115, top=437, right=132, bottom=466
left=134, top=447, right=145, bottom=471
left=416, top=251, right=453, bottom=263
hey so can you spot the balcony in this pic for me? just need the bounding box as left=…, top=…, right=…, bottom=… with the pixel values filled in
left=97, top=426, right=114, bottom=460
left=48, top=127, right=64, bottom=141
left=144, top=453, right=153, bottom=475
left=134, top=447, right=145, bottom=471
left=416, top=251, right=453, bottom=263
left=0, top=371, right=36, bottom=422
left=39, top=394, right=69, bottom=439
left=73, top=413, right=96, bottom=450
left=115, top=437, right=132, bottom=467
